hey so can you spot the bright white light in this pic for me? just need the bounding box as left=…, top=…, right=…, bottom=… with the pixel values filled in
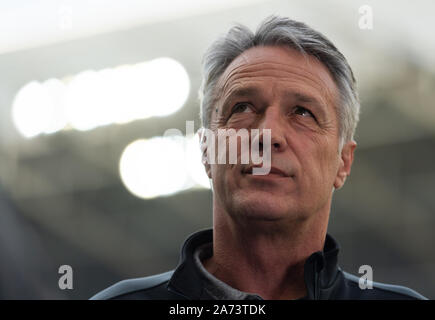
left=12, top=57, right=190, bottom=138
left=65, top=70, right=106, bottom=131
left=143, top=58, right=190, bottom=117
left=119, top=137, right=190, bottom=199
left=42, top=78, right=68, bottom=134
left=114, top=64, right=148, bottom=124
left=12, top=81, right=55, bottom=138
left=185, top=135, right=211, bottom=189
left=119, top=135, right=210, bottom=199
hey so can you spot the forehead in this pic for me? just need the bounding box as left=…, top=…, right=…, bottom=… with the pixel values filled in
left=216, top=46, right=339, bottom=109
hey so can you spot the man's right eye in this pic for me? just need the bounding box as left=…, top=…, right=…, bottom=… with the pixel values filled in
left=231, top=102, right=252, bottom=114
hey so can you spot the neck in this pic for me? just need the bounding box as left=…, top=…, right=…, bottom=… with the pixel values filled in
left=203, top=201, right=331, bottom=300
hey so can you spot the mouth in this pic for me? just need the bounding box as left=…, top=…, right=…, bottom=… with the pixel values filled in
left=242, top=165, right=292, bottom=178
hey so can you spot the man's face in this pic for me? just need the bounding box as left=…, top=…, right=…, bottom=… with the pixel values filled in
left=203, top=46, right=356, bottom=223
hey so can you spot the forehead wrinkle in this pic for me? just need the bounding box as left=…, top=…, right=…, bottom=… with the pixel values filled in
left=218, top=60, right=337, bottom=109
left=223, top=59, right=332, bottom=86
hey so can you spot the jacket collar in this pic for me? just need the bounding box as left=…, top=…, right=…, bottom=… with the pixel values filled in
left=167, top=228, right=342, bottom=300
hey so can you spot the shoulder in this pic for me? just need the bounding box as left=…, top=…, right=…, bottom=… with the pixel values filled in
left=341, top=271, right=427, bottom=300
left=90, top=270, right=176, bottom=300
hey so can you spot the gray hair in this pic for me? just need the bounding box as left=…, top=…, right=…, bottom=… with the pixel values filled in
left=198, top=15, right=360, bottom=149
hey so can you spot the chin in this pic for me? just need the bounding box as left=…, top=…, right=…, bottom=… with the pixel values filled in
left=230, top=190, right=297, bottom=222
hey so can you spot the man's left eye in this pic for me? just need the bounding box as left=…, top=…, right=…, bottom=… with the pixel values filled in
left=294, top=106, right=315, bottom=119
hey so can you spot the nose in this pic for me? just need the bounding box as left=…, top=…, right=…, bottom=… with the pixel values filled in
left=257, top=105, right=288, bottom=153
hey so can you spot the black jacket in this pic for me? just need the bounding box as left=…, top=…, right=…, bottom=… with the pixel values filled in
left=90, top=228, right=427, bottom=300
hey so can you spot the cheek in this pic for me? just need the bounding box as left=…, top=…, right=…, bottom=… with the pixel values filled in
left=297, top=138, right=339, bottom=186
left=210, top=164, right=224, bottom=196
left=314, top=146, right=340, bottom=187
left=211, top=164, right=240, bottom=205
left=211, top=164, right=233, bottom=189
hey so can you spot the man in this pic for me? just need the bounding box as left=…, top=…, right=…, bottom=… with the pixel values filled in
left=91, top=16, right=426, bottom=300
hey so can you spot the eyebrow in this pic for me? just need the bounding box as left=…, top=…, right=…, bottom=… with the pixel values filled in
left=292, top=92, right=326, bottom=110
left=222, top=86, right=262, bottom=103
left=219, top=86, right=262, bottom=114
left=292, top=92, right=321, bottom=105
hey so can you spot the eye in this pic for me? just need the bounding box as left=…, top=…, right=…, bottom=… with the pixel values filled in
left=231, top=102, right=253, bottom=114
left=294, top=105, right=315, bottom=119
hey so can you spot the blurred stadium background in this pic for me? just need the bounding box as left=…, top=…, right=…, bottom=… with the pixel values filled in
left=0, top=0, right=434, bottom=299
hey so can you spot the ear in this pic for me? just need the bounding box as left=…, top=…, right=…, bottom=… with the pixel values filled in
left=334, top=140, right=357, bottom=190
left=197, top=128, right=212, bottom=179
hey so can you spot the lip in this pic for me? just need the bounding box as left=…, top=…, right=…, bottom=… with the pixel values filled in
left=242, top=165, right=291, bottom=177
